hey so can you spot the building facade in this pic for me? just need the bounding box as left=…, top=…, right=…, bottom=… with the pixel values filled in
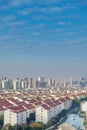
left=4, top=106, right=27, bottom=126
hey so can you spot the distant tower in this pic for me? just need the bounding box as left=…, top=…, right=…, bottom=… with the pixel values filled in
left=21, top=80, right=24, bottom=89
left=33, top=80, right=38, bottom=89
left=28, top=78, right=33, bottom=89
left=48, top=78, right=52, bottom=87
left=13, top=79, right=21, bottom=90
left=63, top=78, right=66, bottom=87
left=38, top=76, right=44, bottom=82
left=70, top=77, right=73, bottom=87
left=57, top=80, right=60, bottom=88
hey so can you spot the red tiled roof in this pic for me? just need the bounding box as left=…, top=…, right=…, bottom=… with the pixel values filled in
left=23, top=104, right=35, bottom=110
left=41, top=104, right=51, bottom=110
left=9, top=106, right=26, bottom=114
left=0, top=105, right=5, bottom=111
left=59, top=98, right=66, bottom=102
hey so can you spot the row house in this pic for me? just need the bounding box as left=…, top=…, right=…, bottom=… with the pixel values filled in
left=36, top=97, right=72, bottom=124
left=4, top=106, right=27, bottom=126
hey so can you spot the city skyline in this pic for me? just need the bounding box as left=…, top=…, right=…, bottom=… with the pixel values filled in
left=0, top=0, right=87, bottom=79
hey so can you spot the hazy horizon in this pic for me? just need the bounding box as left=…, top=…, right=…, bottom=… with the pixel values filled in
left=0, top=0, right=87, bottom=79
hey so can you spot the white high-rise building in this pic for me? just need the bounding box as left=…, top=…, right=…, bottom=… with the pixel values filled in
left=28, top=78, right=33, bottom=89
left=13, top=79, right=21, bottom=90
left=21, top=80, right=25, bottom=89
left=63, top=78, right=67, bottom=87
left=33, top=80, right=38, bottom=88
left=48, top=78, right=52, bottom=87
left=0, top=80, right=2, bottom=89
left=38, top=76, right=44, bottom=82
left=24, top=80, right=28, bottom=89
left=70, top=77, right=73, bottom=87
left=1, top=80, right=11, bottom=89
left=2, top=80, right=6, bottom=89
left=20, top=79, right=29, bottom=89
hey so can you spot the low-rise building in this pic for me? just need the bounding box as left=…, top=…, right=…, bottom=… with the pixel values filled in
left=0, top=106, right=5, bottom=115
left=36, top=97, right=72, bottom=124
left=81, top=101, right=87, bottom=112
left=36, top=104, right=51, bottom=124
left=4, top=106, right=27, bottom=126
left=57, top=122, right=76, bottom=130
left=23, top=104, right=35, bottom=118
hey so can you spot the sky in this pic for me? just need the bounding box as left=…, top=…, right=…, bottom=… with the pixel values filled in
left=0, top=0, right=87, bottom=80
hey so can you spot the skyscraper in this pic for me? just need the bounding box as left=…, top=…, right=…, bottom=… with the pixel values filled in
left=63, top=78, right=67, bottom=88
left=70, top=77, right=73, bottom=87
left=48, top=78, right=53, bottom=87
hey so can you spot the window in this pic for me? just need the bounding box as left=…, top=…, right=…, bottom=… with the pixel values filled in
left=41, top=108, right=43, bottom=112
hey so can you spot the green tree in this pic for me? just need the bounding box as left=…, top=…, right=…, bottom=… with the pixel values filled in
left=45, top=118, right=57, bottom=128
left=81, top=97, right=87, bottom=102
left=22, top=125, right=31, bottom=130
left=12, top=124, right=19, bottom=130
left=30, top=122, right=45, bottom=130
left=0, top=115, right=4, bottom=128
left=72, top=98, right=80, bottom=108
left=8, top=125, right=13, bottom=130
left=1, top=128, right=6, bottom=130
left=59, top=109, right=67, bottom=117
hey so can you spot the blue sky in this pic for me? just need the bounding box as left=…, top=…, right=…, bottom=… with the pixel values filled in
left=0, top=0, right=87, bottom=79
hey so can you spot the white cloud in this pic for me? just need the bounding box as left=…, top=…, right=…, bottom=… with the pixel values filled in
left=49, top=7, right=62, bottom=12
left=39, top=0, right=61, bottom=4
left=9, top=0, right=31, bottom=7
left=0, top=5, right=9, bottom=10
left=18, top=6, right=62, bottom=15
left=54, top=28, right=64, bottom=32
left=32, top=32, right=42, bottom=36
left=1, top=15, right=16, bottom=22
left=40, top=7, right=62, bottom=13
left=6, top=21, right=26, bottom=27
left=18, top=10, right=29, bottom=15
left=57, top=21, right=66, bottom=25
left=57, top=21, right=72, bottom=26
